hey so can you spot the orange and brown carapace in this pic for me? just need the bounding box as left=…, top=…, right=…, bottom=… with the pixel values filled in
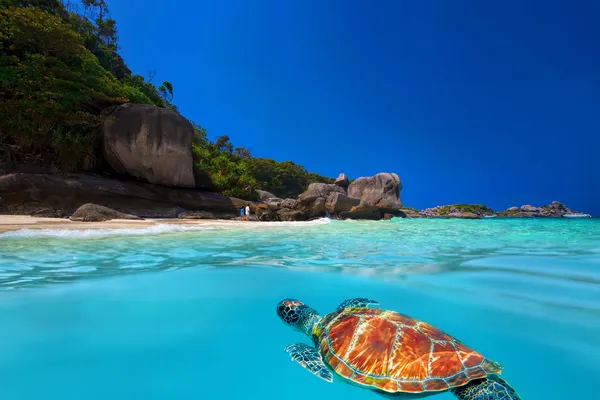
left=276, top=298, right=522, bottom=400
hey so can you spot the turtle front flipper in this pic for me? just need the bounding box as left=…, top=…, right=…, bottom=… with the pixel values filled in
left=284, top=343, right=333, bottom=383
left=451, top=375, right=522, bottom=400
left=336, top=298, right=380, bottom=310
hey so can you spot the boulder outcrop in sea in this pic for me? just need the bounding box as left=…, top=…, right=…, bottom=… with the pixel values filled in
left=497, top=201, right=575, bottom=217
left=253, top=172, right=405, bottom=221
left=0, top=102, right=586, bottom=222
left=419, top=204, right=494, bottom=219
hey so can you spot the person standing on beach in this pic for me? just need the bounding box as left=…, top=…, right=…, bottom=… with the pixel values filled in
left=245, top=204, right=250, bottom=221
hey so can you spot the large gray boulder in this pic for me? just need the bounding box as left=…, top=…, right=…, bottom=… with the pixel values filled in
left=102, top=103, right=195, bottom=188
left=297, top=183, right=346, bottom=218
left=298, top=183, right=345, bottom=205
left=70, top=203, right=143, bottom=222
left=334, top=173, right=350, bottom=190
left=257, top=190, right=279, bottom=202
left=325, top=192, right=360, bottom=214
left=347, top=172, right=402, bottom=210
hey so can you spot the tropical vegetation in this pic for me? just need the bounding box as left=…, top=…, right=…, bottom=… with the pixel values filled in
left=0, top=0, right=332, bottom=199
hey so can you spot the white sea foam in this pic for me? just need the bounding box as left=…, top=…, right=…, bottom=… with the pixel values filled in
left=202, top=217, right=333, bottom=228
left=0, top=223, right=216, bottom=239
left=0, top=217, right=333, bottom=239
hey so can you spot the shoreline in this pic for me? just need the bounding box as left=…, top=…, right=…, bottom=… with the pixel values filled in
left=0, top=215, right=243, bottom=234
left=1, top=213, right=595, bottom=235
left=0, top=215, right=339, bottom=234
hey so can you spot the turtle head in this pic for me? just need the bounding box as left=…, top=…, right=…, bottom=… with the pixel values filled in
left=277, top=298, right=321, bottom=336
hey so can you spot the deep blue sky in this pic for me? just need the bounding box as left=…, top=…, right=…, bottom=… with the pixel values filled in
left=106, top=0, right=599, bottom=214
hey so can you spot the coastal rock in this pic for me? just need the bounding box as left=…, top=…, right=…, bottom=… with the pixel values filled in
left=280, top=198, right=300, bottom=209
left=256, top=197, right=305, bottom=221
left=334, top=173, right=350, bottom=190
left=298, top=183, right=345, bottom=205
left=177, top=210, right=215, bottom=219
left=500, top=201, right=574, bottom=217
left=257, top=208, right=278, bottom=221
left=30, top=208, right=67, bottom=218
left=347, top=172, right=402, bottom=211
left=383, top=213, right=394, bottom=220
left=340, top=205, right=378, bottom=220
left=520, top=205, right=539, bottom=212
left=310, top=197, right=326, bottom=214
left=256, top=190, right=279, bottom=202
left=277, top=210, right=308, bottom=221
left=264, top=197, right=301, bottom=212
left=325, top=192, right=360, bottom=214
left=102, top=103, right=196, bottom=188
left=551, top=201, right=568, bottom=212
left=0, top=173, right=248, bottom=218
left=339, top=204, right=406, bottom=220
left=297, top=183, right=345, bottom=218
left=400, top=208, right=422, bottom=218
left=420, top=204, right=492, bottom=219
left=70, top=203, right=143, bottom=222
left=447, top=211, right=480, bottom=219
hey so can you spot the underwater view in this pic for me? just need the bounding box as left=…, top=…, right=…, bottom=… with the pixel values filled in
left=1, top=218, right=599, bottom=400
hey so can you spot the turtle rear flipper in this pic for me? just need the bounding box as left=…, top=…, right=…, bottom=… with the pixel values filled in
left=451, top=375, right=521, bottom=400
left=285, top=343, right=333, bottom=383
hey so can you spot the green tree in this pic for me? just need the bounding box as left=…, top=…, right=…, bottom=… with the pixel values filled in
left=158, top=80, right=173, bottom=102
left=234, top=147, right=251, bottom=158
left=0, top=6, right=154, bottom=170
left=215, top=135, right=233, bottom=153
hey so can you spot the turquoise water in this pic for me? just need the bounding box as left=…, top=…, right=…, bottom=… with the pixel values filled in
left=0, top=218, right=599, bottom=399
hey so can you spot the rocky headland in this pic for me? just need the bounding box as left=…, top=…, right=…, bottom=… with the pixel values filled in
left=0, top=103, right=588, bottom=222
left=417, top=201, right=583, bottom=219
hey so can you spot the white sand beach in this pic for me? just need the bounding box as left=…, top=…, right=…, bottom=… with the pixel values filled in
left=0, top=215, right=240, bottom=234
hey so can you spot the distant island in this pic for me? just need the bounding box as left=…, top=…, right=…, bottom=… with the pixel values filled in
left=0, top=2, right=592, bottom=223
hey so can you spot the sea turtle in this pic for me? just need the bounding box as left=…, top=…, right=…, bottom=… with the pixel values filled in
left=276, top=298, right=521, bottom=400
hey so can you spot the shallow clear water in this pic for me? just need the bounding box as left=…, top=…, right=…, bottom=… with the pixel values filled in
left=1, top=218, right=599, bottom=399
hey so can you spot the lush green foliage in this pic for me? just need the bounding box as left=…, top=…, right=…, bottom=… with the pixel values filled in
left=401, top=206, right=420, bottom=212
left=0, top=1, right=175, bottom=171
left=190, top=128, right=332, bottom=199
left=437, top=203, right=494, bottom=215
left=0, top=0, right=332, bottom=199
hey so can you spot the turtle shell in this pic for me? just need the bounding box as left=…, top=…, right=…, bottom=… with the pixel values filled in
left=316, top=307, right=502, bottom=394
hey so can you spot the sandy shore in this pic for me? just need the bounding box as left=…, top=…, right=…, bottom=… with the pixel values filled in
left=0, top=215, right=240, bottom=233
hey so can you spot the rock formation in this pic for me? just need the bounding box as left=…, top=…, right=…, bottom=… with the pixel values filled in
left=499, top=201, right=575, bottom=217
left=256, top=190, right=279, bottom=202
left=252, top=173, right=405, bottom=221
left=334, top=173, right=350, bottom=191
left=177, top=210, right=216, bottom=219
left=420, top=204, right=493, bottom=219
left=325, top=193, right=360, bottom=214
left=70, top=203, right=143, bottom=222
left=30, top=208, right=67, bottom=218
left=347, top=172, right=402, bottom=211
left=0, top=173, right=243, bottom=218
left=297, top=183, right=344, bottom=215
left=102, top=103, right=196, bottom=188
